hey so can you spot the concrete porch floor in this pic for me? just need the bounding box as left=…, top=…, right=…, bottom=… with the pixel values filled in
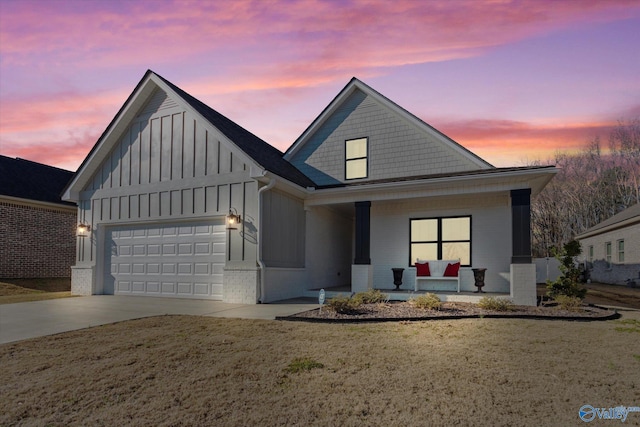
left=303, top=286, right=510, bottom=303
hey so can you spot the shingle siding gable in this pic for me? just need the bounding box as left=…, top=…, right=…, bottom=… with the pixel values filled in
left=288, top=89, right=481, bottom=186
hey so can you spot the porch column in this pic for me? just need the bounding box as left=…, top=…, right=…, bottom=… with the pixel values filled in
left=354, top=201, right=371, bottom=265
left=352, top=201, right=372, bottom=292
left=511, top=189, right=532, bottom=264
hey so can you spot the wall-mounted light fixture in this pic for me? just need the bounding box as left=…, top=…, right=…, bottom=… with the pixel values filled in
left=77, top=223, right=91, bottom=237
left=226, top=208, right=242, bottom=230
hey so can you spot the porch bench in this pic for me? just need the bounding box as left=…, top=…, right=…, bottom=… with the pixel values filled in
left=414, top=259, right=461, bottom=292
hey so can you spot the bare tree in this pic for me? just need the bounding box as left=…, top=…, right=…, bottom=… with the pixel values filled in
left=531, top=119, right=640, bottom=257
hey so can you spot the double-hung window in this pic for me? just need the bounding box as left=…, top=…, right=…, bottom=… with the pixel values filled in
left=617, top=240, right=625, bottom=263
left=345, top=137, right=368, bottom=180
left=410, top=216, right=471, bottom=266
left=605, top=242, right=612, bottom=267
left=588, top=245, right=594, bottom=263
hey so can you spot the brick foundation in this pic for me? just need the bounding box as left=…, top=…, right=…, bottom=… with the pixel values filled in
left=510, top=263, right=537, bottom=306
left=71, top=266, right=95, bottom=295
left=223, top=267, right=259, bottom=304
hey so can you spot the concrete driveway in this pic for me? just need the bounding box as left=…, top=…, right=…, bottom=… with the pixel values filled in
left=0, top=296, right=318, bottom=344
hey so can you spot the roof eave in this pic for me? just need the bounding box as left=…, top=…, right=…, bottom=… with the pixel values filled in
left=576, top=216, right=640, bottom=240
left=283, top=78, right=493, bottom=170
left=305, top=167, right=557, bottom=206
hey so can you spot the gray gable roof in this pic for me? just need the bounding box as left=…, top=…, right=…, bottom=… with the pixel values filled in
left=153, top=72, right=315, bottom=189
left=578, top=202, right=640, bottom=238
left=0, top=155, right=75, bottom=206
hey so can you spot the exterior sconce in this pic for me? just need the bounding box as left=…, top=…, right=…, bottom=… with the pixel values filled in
left=77, top=223, right=91, bottom=237
left=226, top=208, right=241, bottom=230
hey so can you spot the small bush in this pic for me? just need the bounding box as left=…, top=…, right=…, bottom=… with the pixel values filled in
left=326, top=295, right=362, bottom=314
left=546, top=240, right=587, bottom=299
left=554, top=295, right=583, bottom=312
left=410, top=293, right=442, bottom=310
left=352, top=289, right=388, bottom=305
left=478, top=296, right=514, bottom=312
left=285, top=357, right=324, bottom=373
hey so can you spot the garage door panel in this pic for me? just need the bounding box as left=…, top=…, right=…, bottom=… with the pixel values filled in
left=163, top=227, right=177, bottom=236
left=178, top=244, right=193, bottom=255
left=194, top=242, right=211, bottom=255
left=194, top=225, right=211, bottom=235
left=177, top=282, right=192, bottom=294
left=133, top=245, right=147, bottom=255
left=105, top=220, right=225, bottom=300
left=178, top=263, right=192, bottom=274
left=117, top=281, right=131, bottom=292
left=194, top=263, right=209, bottom=275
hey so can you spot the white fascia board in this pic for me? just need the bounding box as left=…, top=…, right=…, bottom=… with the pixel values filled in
left=62, top=75, right=158, bottom=201
left=352, top=82, right=493, bottom=170
left=284, top=79, right=493, bottom=170
left=305, top=168, right=557, bottom=207
left=576, top=217, right=640, bottom=240
left=284, top=81, right=358, bottom=160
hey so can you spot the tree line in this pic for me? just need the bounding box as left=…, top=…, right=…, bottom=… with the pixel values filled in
left=531, top=119, right=640, bottom=257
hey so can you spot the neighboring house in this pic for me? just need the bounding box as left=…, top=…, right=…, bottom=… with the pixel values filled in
left=0, top=156, right=76, bottom=278
left=62, top=70, right=557, bottom=305
left=576, top=203, right=640, bottom=285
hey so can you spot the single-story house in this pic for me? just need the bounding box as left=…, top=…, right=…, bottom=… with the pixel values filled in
left=62, top=70, right=557, bottom=305
left=0, top=155, right=76, bottom=278
left=576, top=203, right=640, bottom=285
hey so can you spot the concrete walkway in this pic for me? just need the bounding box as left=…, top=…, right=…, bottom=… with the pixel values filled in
left=0, top=296, right=318, bottom=345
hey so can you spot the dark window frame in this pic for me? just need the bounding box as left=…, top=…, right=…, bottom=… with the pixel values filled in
left=345, top=137, right=368, bottom=180
left=409, top=216, right=472, bottom=267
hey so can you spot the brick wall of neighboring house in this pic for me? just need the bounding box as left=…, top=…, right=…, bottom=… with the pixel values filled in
left=0, top=201, right=77, bottom=278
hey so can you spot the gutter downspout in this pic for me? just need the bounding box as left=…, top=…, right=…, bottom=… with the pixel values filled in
left=257, top=175, right=276, bottom=303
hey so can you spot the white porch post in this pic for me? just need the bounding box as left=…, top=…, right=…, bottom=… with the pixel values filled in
left=510, top=263, right=537, bottom=306
left=352, top=264, right=373, bottom=293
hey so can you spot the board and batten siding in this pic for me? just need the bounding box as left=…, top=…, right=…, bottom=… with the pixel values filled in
left=288, top=89, right=480, bottom=186
left=76, top=89, right=258, bottom=266
left=261, top=190, right=305, bottom=268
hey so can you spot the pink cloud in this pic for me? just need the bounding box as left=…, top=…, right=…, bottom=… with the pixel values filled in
left=2, top=0, right=637, bottom=85
left=1, top=0, right=639, bottom=171
left=435, top=118, right=623, bottom=166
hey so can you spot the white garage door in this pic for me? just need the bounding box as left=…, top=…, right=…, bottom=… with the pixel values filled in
left=104, top=220, right=226, bottom=299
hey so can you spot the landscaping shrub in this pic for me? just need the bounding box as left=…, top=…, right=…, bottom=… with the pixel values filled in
left=546, top=240, right=587, bottom=300
left=326, top=295, right=362, bottom=314
left=410, top=293, right=442, bottom=310
left=478, top=296, right=514, bottom=311
left=554, top=295, right=584, bottom=312
left=352, top=289, right=388, bottom=305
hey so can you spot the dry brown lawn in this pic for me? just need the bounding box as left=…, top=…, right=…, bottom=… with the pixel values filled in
left=2, top=312, right=640, bottom=426
left=0, top=279, right=72, bottom=304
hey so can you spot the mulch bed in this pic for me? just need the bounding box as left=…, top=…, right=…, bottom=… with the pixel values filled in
left=278, top=301, right=619, bottom=323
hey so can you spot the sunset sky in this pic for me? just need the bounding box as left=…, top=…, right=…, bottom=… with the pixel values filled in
left=1, top=0, right=639, bottom=172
